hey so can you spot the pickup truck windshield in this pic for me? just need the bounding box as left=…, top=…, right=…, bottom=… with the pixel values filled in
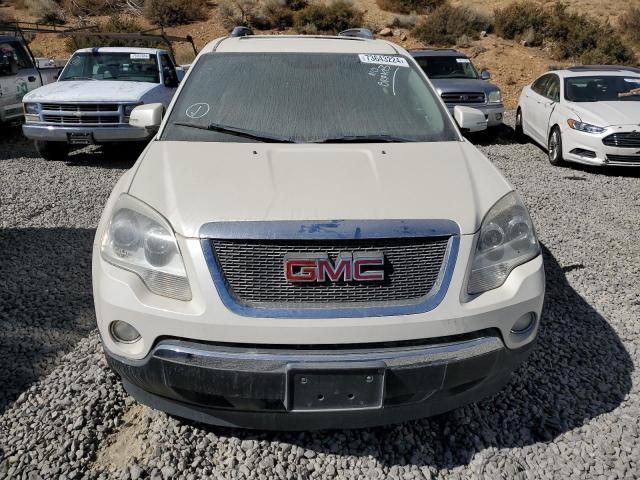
left=414, top=56, right=478, bottom=80
left=565, top=76, right=640, bottom=102
left=162, top=53, right=458, bottom=143
left=59, top=52, right=159, bottom=83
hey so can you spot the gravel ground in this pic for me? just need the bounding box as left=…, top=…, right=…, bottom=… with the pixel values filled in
left=1, top=114, right=639, bottom=480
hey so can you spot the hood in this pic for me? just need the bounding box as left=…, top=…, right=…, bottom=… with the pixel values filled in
left=430, top=78, right=497, bottom=94
left=23, top=80, right=158, bottom=103
left=128, top=141, right=512, bottom=238
left=567, top=101, right=640, bottom=127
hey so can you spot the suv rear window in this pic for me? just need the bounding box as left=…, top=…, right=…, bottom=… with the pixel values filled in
left=162, top=52, right=459, bottom=143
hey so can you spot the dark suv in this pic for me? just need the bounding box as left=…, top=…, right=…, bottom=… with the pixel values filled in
left=412, top=49, right=504, bottom=128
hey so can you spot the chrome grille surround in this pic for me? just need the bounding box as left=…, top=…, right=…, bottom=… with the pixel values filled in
left=603, top=132, right=640, bottom=148
left=35, top=102, right=130, bottom=126
left=200, top=220, right=460, bottom=318
left=441, top=92, right=486, bottom=105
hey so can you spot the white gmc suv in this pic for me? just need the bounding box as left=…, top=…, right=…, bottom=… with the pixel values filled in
left=93, top=32, right=545, bottom=430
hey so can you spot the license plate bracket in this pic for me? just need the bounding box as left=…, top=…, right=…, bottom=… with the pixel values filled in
left=67, top=132, right=94, bottom=145
left=287, top=365, right=385, bottom=412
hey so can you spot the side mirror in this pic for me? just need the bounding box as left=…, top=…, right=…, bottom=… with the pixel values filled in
left=129, top=103, right=164, bottom=130
left=163, top=68, right=179, bottom=88
left=454, top=106, right=488, bottom=132
left=480, top=69, right=491, bottom=81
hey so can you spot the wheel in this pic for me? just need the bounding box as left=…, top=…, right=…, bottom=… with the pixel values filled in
left=514, top=108, right=525, bottom=141
left=547, top=127, right=564, bottom=166
left=34, top=141, right=69, bottom=161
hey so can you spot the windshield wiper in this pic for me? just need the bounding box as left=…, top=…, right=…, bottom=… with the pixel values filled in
left=61, top=76, right=98, bottom=81
left=314, top=134, right=415, bottom=143
left=173, top=121, right=296, bottom=143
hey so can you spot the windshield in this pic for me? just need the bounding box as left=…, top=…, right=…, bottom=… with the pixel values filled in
left=565, top=76, right=640, bottom=102
left=414, top=56, right=478, bottom=79
left=59, top=52, right=160, bottom=83
left=161, top=53, right=458, bottom=143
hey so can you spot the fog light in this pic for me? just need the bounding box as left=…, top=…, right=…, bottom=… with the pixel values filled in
left=110, top=320, right=141, bottom=343
left=511, top=313, right=535, bottom=334
left=496, top=113, right=503, bottom=121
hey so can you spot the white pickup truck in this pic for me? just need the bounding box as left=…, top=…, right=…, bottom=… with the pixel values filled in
left=0, top=35, right=60, bottom=123
left=22, top=46, right=183, bottom=160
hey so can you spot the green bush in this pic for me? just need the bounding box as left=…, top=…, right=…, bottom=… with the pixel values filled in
left=144, top=0, right=207, bottom=27
left=376, top=0, right=444, bottom=15
left=494, top=1, right=634, bottom=64
left=412, top=4, right=492, bottom=46
left=256, top=0, right=294, bottom=29
left=294, top=0, right=364, bottom=34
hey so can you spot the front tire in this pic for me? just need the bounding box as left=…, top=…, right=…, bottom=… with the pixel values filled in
left=515, top=108, right=525, bottom=141
left=547, top=127, right=564, bottom=166
left=34, top=141, right=69, bottom=161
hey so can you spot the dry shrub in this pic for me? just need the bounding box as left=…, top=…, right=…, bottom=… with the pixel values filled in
left=64, top=14, right=157, bottom=52
left=387, top=12, right=417, bottom=28
left=494, top=1, right=634, bottom=64
left=376, top=0, right=443, bottom=15
left=144, top=0, right=207, bottom=27
left=412, top=4, right=492, bottom=46
left=259, top=0, right=294, bottom=29
left=218, top=0, right=259, bottom=28
left=619, top=7, right=640, bottom=46
left=294, top=0, right=363, bottom=34
left=25, top=0, right=65, bottom=23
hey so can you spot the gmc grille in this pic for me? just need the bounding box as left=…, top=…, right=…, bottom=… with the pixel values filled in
left=602, top=132, right=640, bottom=148
left=42, top=115, right=120, bottom=124
left=41, top=103, right=119, bottom=112
left=441, top=92, right=486, bottom=104
left=209, top=237, right=450, bottom=307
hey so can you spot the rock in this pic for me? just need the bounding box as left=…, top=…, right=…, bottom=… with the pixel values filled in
left=378, top=28, right=393, bottom=37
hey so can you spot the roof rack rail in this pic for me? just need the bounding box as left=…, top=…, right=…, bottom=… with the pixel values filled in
left=407, top=48, right=459, bottom=52
left=338, top=28, right=373, bottom=40
left=230, top=26, right=254, bottom=37
left=567, top=65, right=640, bottom=74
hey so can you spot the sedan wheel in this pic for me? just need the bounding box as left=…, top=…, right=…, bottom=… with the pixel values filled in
left=548, top=127, right=564, bottom=166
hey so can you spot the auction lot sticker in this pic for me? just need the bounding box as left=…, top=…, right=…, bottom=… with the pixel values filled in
left=358, top=54, right=409, bottom=68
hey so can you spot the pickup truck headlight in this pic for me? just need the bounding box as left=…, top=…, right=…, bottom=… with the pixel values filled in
left=101, top=194, right=191, bottom=301
left=24, top=103, right=39, bottom=114
left=123, top=104, right=141, bottom=117
left=487, top=90, right=502, bottom=104
left=567, top=119, right=605, bottom=134
left=467, top=192, right=540, bottom=295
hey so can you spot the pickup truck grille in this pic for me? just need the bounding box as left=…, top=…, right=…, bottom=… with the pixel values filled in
left=209, top=237, right=450, bottom=307
left=441, top=92, right=486, bottom=104
left=38, top=103, right=124, bottom=125
left=603, top=132, right=640, bottom=148
left=41, top=103, right=120, bottom=112
left=42, top=115, right=120, bottom=124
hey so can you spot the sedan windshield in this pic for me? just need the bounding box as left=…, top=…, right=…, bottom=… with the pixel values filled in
left=565, top=76, right=640, bottom=102
left=161, top=53, right=458, bottom=143
left=414, top=56, right=478, bottom=79
left=59, top=52, right=160, bottom=83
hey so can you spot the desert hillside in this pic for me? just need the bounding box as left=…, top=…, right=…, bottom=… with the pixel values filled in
left=1, top=0, right=638, bottom=108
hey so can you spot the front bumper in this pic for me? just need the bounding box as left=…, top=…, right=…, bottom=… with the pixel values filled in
left=22, top=124, right=153, bottom=143
left=447, top=104, right=504, bottom=127
left=562, top=126, right=640, bottom=167
left=105, top=331, right=536, bottom=430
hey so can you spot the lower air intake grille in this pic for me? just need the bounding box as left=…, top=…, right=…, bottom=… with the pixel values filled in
left=209, top=237, right=450, bottom=307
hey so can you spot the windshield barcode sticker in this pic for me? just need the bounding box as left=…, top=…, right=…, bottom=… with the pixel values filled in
left=130, top=53, right=150, bottom=59
left=456, top=58, right=471, bottom=63
left=358, top=54, right=409, bottom=68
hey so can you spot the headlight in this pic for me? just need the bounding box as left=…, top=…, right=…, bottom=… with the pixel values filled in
left=24, top=103, right=38, bottom=114
left=467, top=192, right=540, bottom=295
left=123, top=104, right=141, bottom=116
left=567, top=119, right=605, bottom=134
left=487, top=90, right=502, bottom=104
left=101, top=194, right=192, bottom=301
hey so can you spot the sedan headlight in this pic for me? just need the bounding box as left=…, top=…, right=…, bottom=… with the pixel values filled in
left=101, top=194, right=191, bottom=301
left=567, top=119, right=605, bottom=134
left=24, top=103, right=39, bottom=114
left=467, top=192, right=540, bottom=295
left=487, top=90, right=502, bottom=104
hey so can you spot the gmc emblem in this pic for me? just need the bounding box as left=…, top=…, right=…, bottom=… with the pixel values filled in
left=284, top=252, right=385, bottom=283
